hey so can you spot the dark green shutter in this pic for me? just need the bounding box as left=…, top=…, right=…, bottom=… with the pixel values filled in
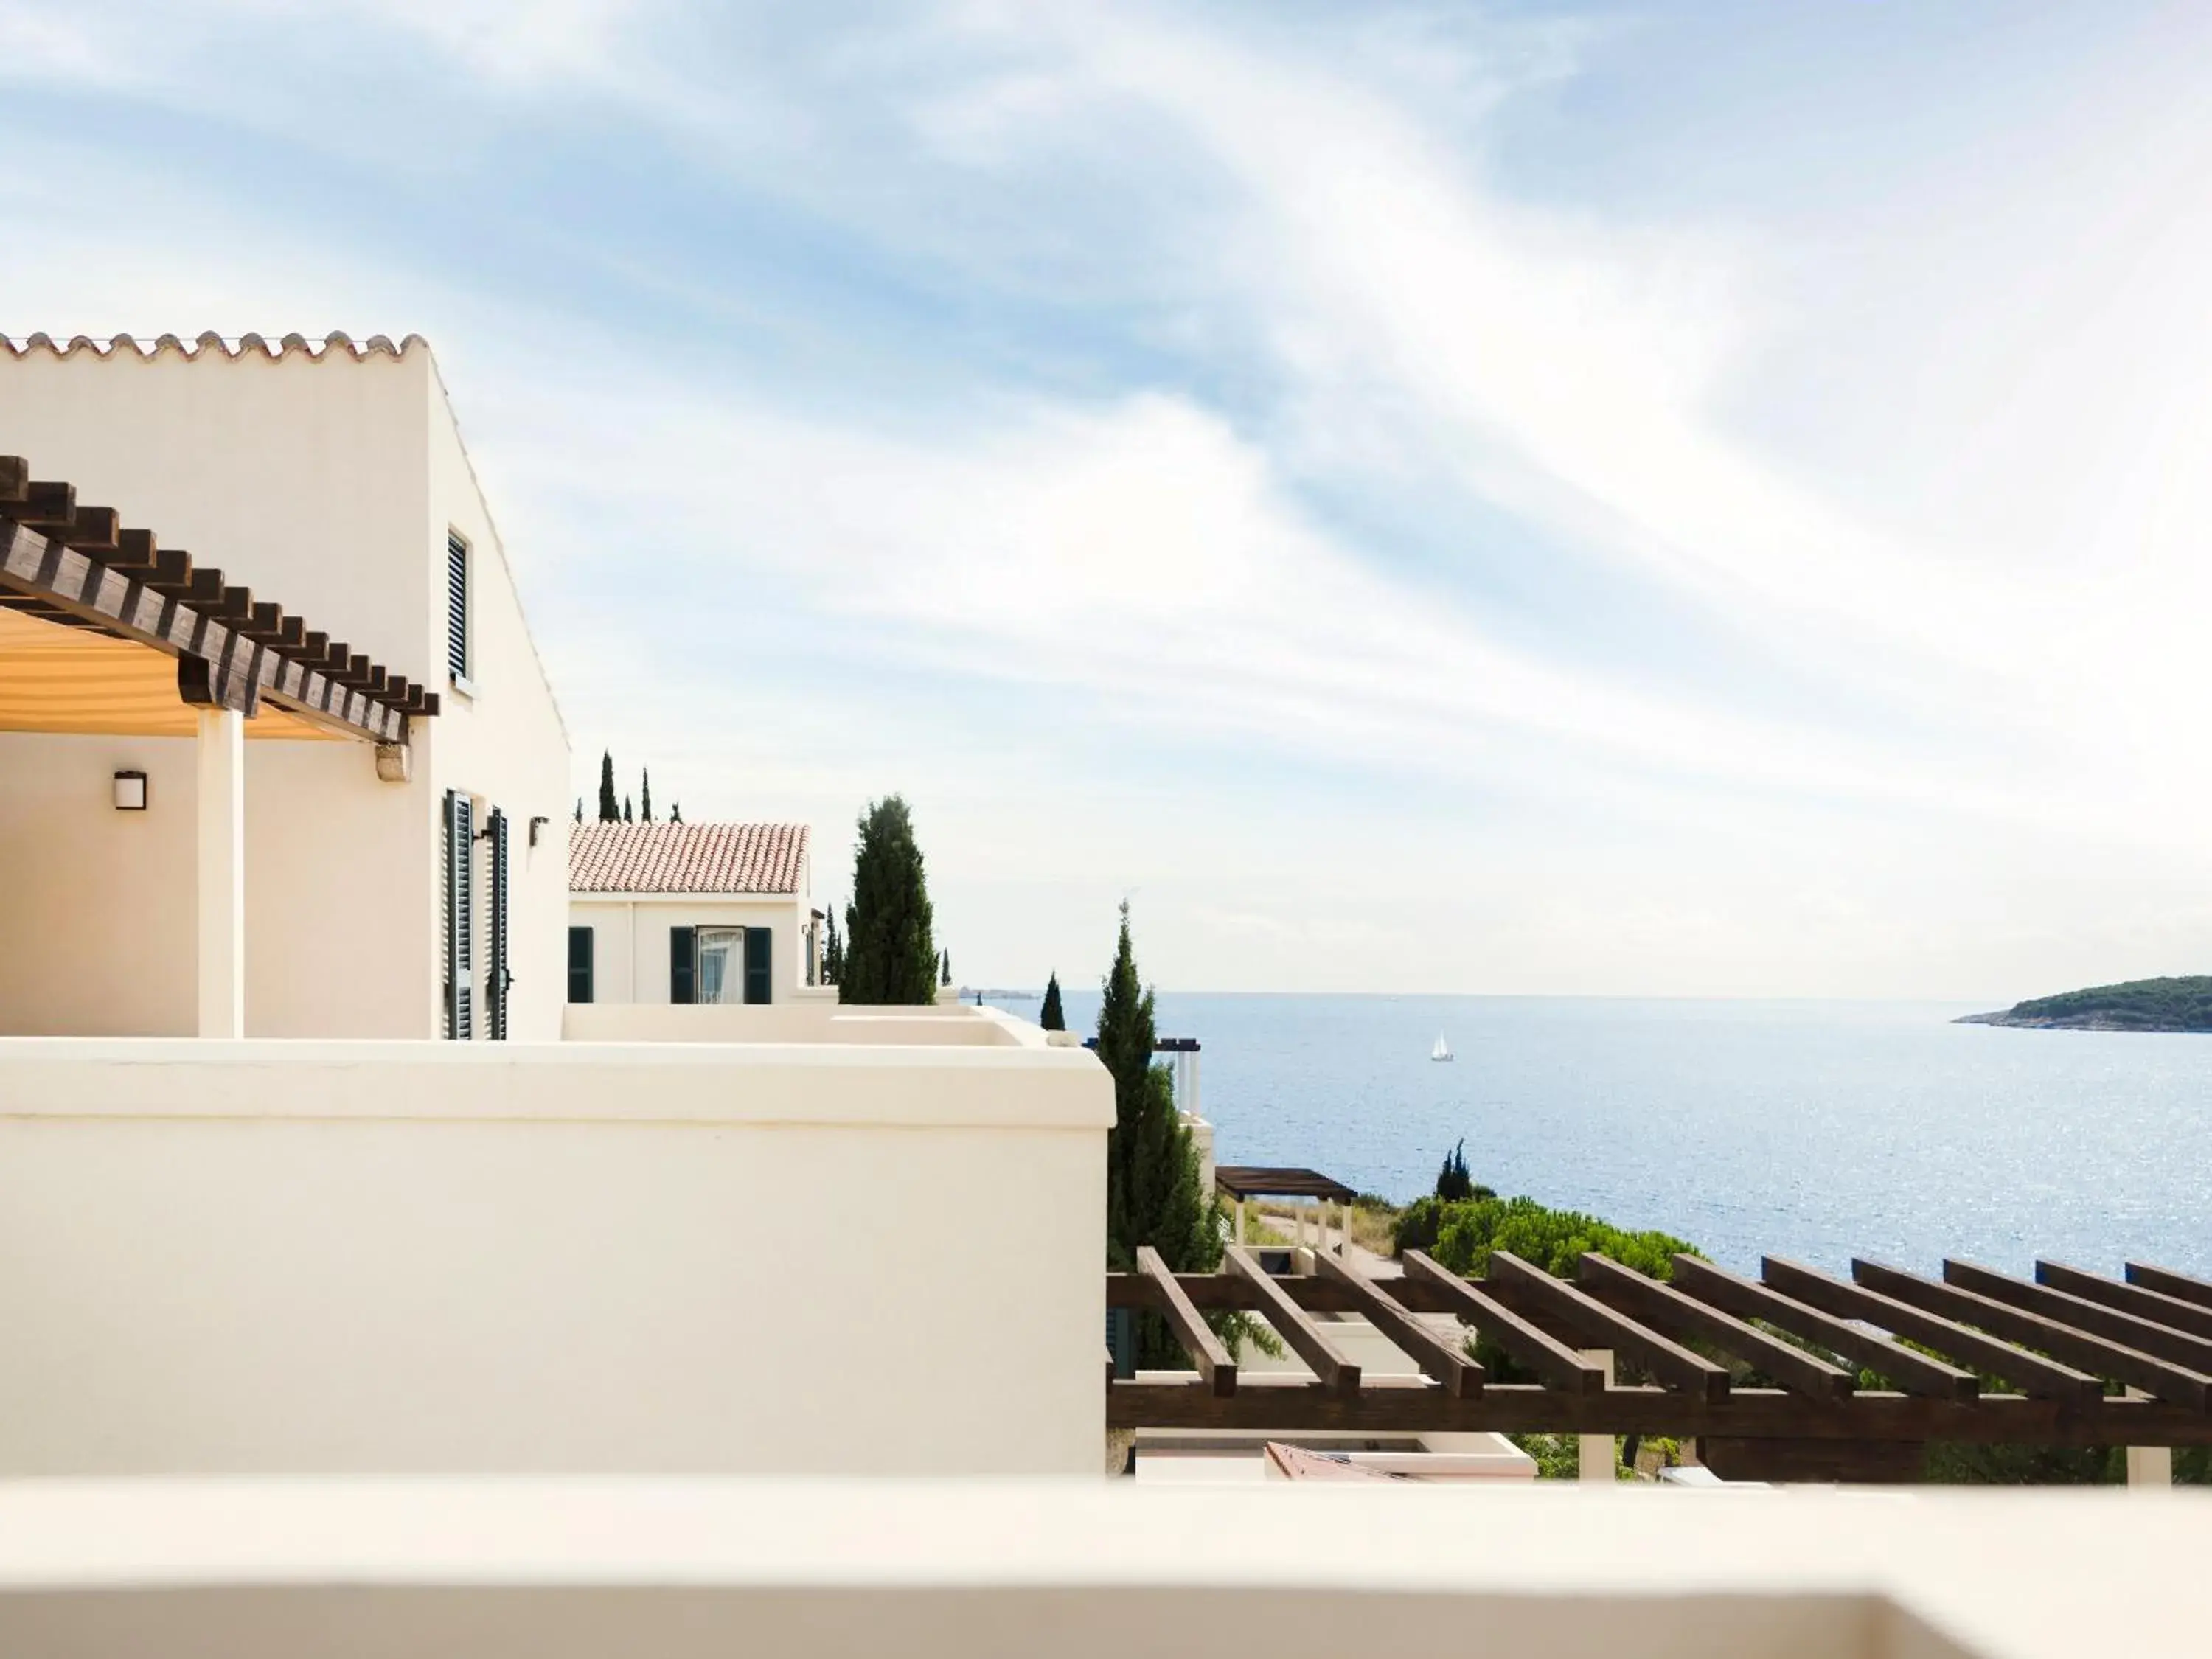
left=568, top=926, right=594, bottom=1004
left=670, top=926, right=695, bottom=1004
left=443, top=790, right=473, bottom=1040
left=744, top=928, right=772, bottom=1005
left=487, top=808, right=511, bottom=1040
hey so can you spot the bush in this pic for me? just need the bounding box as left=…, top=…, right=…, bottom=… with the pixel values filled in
left=1392, top=1192, right=1693, bottom=1281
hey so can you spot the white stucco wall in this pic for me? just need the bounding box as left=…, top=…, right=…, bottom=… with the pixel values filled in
left=0, top=341, right=571, bottom=1037
left=569, top=894, right=810, bottom=1004
left=0, top=1035, right=1110, bottom=1475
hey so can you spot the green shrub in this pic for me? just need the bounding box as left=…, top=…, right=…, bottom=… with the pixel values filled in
left=1392, top=1192, right=1694, bottom=1281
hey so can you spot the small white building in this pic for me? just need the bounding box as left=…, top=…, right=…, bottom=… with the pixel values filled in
left=567, top=820, right=820, bottom=1005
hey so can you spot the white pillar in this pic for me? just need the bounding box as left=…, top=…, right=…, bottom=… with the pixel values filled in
left=1236, top=1198, right=1248, bottom=1246
left=195, top=707, right=246, bottom=1038
left=1579, top=1350, right=1615, bottom=1483
left=2124, top=1391, right=2173, bottom=1485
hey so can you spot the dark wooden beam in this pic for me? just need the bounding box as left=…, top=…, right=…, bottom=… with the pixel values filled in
left=1400, top=1251, right=1605, bottom=1394
left=1317, top=1250, right=1482, bottom=1397
left=276, top=615, right=306, bottom=652
left=1105, top=1376, right=2212, bottom=1445
left=241, top=601, right=288, bottom=645
left=1767, top=1256, right=2104, bottom=1404
left=2039, top=1261, right=2212, bottom=1343
left=10, top=480, right=74, bottom=528
left=142, top=549, right=195, bottom=596
left=1486, top=1251, right=1731, bottom=1401
left=1136, top=1245, right=1237, bottom=1397
left=1855, top=1259, right=2211, bottom=1411
left=1946, top=1260, right=2212, bottom=1374
left=215, top=585, right=254, bottom=624
left=182, top=568, right=226, bottom=607
left=1579, top=1253, right=1854, bottom=1399
left=1224, top=1247, right=1360, bottom=1396
left=0, top=519, right=405, bottom=743
left=0, top=456, right=26, bottom=504
left=2126, top=1262, right=2212, bottom=1314
left=103, top=528, right=160, bottom=574
left=1672, top=1254, right=1976, bottom=1401
left=55, top=506, right=120, bottom=553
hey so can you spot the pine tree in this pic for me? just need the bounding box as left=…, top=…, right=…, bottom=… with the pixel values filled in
left=1040, top=971, right=1065, bottom=1031
left=622, top=795, right=633, bottom=824
left=839, top=796, right=936, bottom=1004
left=1435, top=1138, right=1474, bottom=1203
left=640, top=768, right=653, bottom=823
left=940, top=948, right=951, bottom=987
left=574, top=798, right=582, bottom=823
left=670, top=802, right=682, bottom=824
left=822, top=908, right=843, bottom=984
left=597, top=752, right=619, bottom=821
left=1099, top=902, right=1220, bottom=1367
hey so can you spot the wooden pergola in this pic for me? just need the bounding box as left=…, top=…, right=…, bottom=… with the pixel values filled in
left=1110, top=1245, right=2212, bottom=1478
left=1, top=455, right=433, bottom=745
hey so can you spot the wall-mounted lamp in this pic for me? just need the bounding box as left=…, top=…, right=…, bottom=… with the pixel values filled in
left=112, top=770, right=148, bottom=811
left=529, top=815, right=550, bottom=847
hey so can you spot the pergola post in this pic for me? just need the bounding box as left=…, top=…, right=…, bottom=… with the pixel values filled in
left=195, top=706, right=245, bottom=1037
left=1579, top=1350, right=1615, bottom=1483
left=2125, top=1390, right=2173, bottom=1486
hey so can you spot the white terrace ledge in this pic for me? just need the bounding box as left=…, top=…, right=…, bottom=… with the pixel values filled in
left=0, top=1480, right=2204, bottom=1658
left=0, top=1029, right=1110, bottom=1477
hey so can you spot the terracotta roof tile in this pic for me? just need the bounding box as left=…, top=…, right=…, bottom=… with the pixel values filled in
left=569, top=821, right=809, bottom=895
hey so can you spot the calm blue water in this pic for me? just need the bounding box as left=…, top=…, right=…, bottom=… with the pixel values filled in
left=992, top=993, right=2212, bottom=1281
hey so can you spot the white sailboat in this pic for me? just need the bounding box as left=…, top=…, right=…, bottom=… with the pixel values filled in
left=1430, top=1032, right=1453, bottom=1062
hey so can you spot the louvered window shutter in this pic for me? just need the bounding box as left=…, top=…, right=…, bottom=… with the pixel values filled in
left=446, top=532, right=469, bottom=681
left=568, top=927, right=594, bottom=1004
left=443, top=790, right=475, bottom=1039
left=669, top=926, right=695, bottom=1004
left=743, top=928, right=772, bottom=1005
left=488, top=808, right=511, bottom=1040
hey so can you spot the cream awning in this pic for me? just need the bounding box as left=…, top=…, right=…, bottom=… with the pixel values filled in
left=0, top=608, right=338, bottom=740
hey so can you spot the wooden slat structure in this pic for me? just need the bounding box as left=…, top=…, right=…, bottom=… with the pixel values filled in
left=1107, top=1247, right=2212, bottom=1467
left=0, top=456, right=434, bottom=745
left=1214, top=1167, right=1360, bottom=1205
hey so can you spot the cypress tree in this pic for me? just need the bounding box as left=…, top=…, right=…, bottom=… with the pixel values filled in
left=670, top=802, right=682, bottom=824
left=1099, top=902, right=1220, bottom=1366
left=641, top=768, right=653, bottom=823
left=940, top=948, right=951, bottom=987
left=1435, top=1138, right=1474, bottom=1202
left=839, top=796, right=936, bottom=1004
left=1040, top=971, right=1065, bottom=1031
left=573, top=798, right=582, bottom=823
left=623, top=795, right=633, bottom=824
left=822, top=908, right=843, bottom=984
left=597, top=751, right=619, bottom=821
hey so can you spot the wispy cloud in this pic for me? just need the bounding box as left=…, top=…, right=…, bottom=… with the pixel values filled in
left=2, top=0, right=2208, bottom=993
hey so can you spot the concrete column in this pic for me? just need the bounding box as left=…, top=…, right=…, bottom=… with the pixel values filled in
left=1579, top=1350, right=1615, bottom=1483
left=2124, top=1392, right=2173, bottom=1485
left=1236, top=1199, right=1248, bottom=1246
left=195, top=707, right=246, bottom=1039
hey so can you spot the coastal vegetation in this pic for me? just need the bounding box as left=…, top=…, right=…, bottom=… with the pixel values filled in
left=1039, top=972, right=1065, bottom=1031
left=1099, top=903, right=1229, bottom=1368
left=1958, top=975, right=2212, bottom=1032
left=839, top=795, right=938, bottom=1004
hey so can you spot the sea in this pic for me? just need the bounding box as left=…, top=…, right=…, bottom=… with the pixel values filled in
left=984, top=992, right=2212, bottom=1281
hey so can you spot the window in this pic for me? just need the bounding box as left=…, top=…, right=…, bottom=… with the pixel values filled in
left=442, top=790, right=473, bottom=1039
left=568, top=927, right=595, bottom=1004
left=695, top=928, right=743, bottom=1004
left=487, top=808, right=512, bottom=1040
left=446, top=531, right=470, bottom=684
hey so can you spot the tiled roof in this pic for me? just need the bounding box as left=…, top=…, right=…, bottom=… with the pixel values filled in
left=0, top=333, right=427, bottom=361
left=569, top=821, right=810, bottom=895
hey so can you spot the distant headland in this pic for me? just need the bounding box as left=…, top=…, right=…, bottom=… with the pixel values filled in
left=1958, top=975, right=2212, bottom=1032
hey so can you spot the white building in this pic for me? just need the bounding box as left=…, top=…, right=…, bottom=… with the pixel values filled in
left=567, top=820, right=821, bottom=1005
left=0, top=331, right=571, bottom=1040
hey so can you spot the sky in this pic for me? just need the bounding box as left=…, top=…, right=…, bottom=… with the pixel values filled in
left=4, top=1, right=2211, bottom=1000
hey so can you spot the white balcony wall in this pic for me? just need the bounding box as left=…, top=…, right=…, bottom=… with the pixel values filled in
left=0, top=1034, right=1110, bottom=1475
left=563, top=1001, right=1023, bottom=1045
left=4, top=1481, right=2208, bottom=1658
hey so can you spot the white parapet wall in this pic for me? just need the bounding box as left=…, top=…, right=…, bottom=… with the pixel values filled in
left=0, top=1028, right=1110, bottom=1476
left=0, top=1480, right=2206, bottom=1657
